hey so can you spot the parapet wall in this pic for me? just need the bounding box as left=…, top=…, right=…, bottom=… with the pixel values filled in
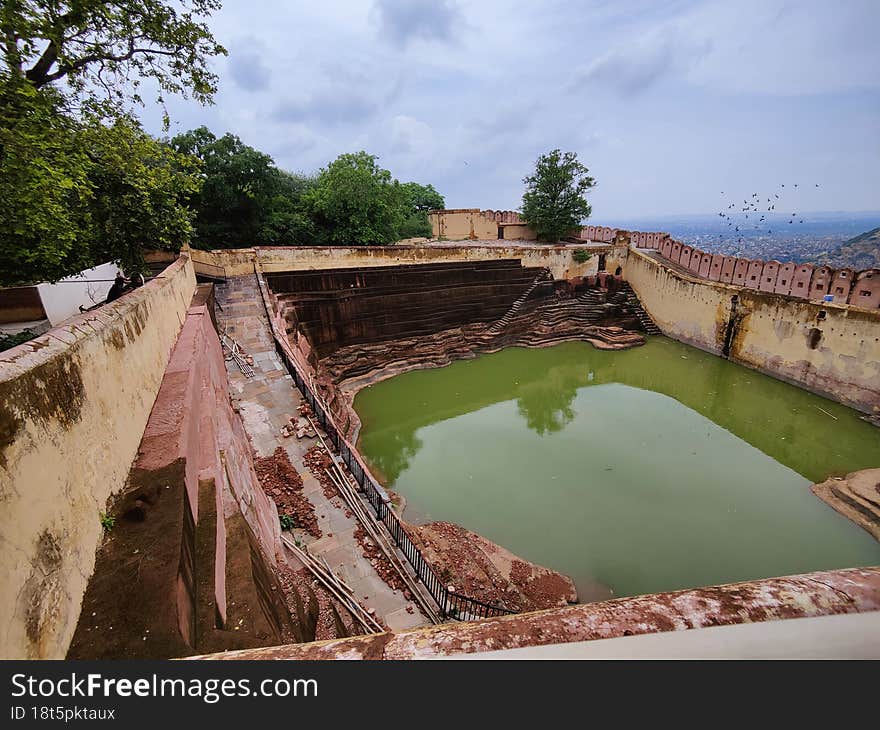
left=635, top=232, right=880, bottom=309
left=180, top=244, right=605, bottom=282
left=624, top=249, right=880, bottom=413
left=0, top=256, right=197, bottom=659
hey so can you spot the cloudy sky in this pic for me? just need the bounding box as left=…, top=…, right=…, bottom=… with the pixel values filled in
left=142, top=0, right=880, bottom=222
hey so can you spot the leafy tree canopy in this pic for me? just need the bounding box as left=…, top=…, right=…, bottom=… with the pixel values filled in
left=0, top=1, right=225, bottom=285
left=1, top=0, right=226, bottom=113
left=521, top=149, right=595, bottom=242
left=0, top=81, right=200, bottom=285
left=301, top=152, right=406, bottom=246
left=400, top=182, right=444, bottom=213
left=397, top=181, right=445, bottom=239
left=171, top=126, right=277, bottom=248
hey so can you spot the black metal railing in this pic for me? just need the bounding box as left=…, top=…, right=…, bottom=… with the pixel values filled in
left=254, top=268, right=513, bottom=621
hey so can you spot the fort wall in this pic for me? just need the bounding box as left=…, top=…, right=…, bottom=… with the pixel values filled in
left=0, top=256, right=197, bottom=658
left=624, top=248, right=880, bottom=413
left=632, top=231, right=880, bottom=308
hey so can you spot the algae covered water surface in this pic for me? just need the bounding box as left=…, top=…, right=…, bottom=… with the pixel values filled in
left=354, top=337, right=880, bottom=600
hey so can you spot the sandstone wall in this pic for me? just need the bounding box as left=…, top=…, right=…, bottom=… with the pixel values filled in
left=624, top=249, right=880, bottom=413
left=177, top=244, right=606, bottom=282
left=0, top=256, right=197, bottom=659
left=67, top=295, right=290, bottom=658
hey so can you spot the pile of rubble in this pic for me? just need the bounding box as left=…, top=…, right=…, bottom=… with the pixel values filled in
left=253, top=447, right=321, bottom=538
left=354, top=525, right=411, bottom=598
left=302, top=445, right=340, bottom=501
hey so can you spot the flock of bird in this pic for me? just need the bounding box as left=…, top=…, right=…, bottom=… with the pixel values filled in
left=715, top=183, right=820, bottom=246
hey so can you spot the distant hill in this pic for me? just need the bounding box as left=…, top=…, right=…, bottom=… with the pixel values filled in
left=822, top=227, right=880, bottom=270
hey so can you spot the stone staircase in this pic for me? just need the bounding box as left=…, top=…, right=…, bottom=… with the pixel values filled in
left=618, top=282, right=662, bottom=335
left=487, top=268, right=552, bottom=335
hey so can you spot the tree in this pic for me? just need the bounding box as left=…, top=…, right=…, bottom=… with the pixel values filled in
left=521, top=149, right=595, bottom=242
left=85, top=116, right=201, bottom=274
left=171, top=126, right=279, bottom=248
left=0, top=81, right=94, bottom=284
left=301, top=152, right=406, bottom=245
left=0, top=1, right=225, bottom=284
left=400, top=182, right=444, bottom=213
left=0, top=87, right=201, bottom=285
left=398, top=181, right=444, bottom=239
left=1, top=0, right=226, bottom=110
left=257, top=170, right=318, bottom=246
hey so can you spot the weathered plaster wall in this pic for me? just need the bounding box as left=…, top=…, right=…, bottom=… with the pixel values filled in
left=0, top=256, right=197, bottom=659
left=624, top=249, right=880, bottom=413
left=177, top=244, right=607, bottom=282
left=428, top=209, right=502, bottom=240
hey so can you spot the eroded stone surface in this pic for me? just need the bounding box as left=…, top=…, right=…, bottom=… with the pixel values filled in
left=191, top=566, right=880, bottom=660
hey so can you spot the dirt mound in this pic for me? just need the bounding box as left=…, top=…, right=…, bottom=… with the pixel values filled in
left=409, top=521, right=577, bottom=613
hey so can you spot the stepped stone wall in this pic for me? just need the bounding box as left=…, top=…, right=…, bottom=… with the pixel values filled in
left=267, top=260, right=553, bottom=358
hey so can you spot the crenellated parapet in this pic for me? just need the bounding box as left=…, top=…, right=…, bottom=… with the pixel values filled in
left=630, top=230, right=880, bottom=309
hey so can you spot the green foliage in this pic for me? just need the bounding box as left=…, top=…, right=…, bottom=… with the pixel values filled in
left=0, top=329, right=38, bottom=353
left=0, top=81, right=200, bottom=285
left=2, top=0, right=226, bottom=113
left=521, top=149, right=596, bottom=242
left=0, top=1, right=223, bottom=286
left=572, top=248, right=592, bottom=263
left=396, top=182, right=442, bottom=239
left=171, top=126, right=275, bottom=247
left=100, top=512, right=116, bottom=532
left=300, top=152, right=406, bottom=245
left=171, top=127, right=319, bottom=248
left=398, top=212, right=432, bottom=239
left=85, top=115, right=200, bottom=274
left=279, top=513, right=296, bottom=531
left=0, top=81, right=94, bottom=284
left=400, top=182, right=444, bottom=213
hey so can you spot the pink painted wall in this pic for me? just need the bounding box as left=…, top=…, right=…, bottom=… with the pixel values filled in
left=810, top=266, right=834, bottom=301
left=830, top=269, right=854, bottom=304
left=698, top=253, right=713, bottom=278
left=745, top=261, right=763, bottom=290
left=851, top=270, right=880, bottom=309
left=789, top=264, right=813, bottom=299
left=720, top=256, right=737, bottom=284
left=759, top=261, right=780, bottom=293
left=775, top=262, right=796, bottom=295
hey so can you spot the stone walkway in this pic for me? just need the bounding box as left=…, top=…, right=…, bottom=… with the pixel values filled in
left=214, top=274, right=427, bottom=631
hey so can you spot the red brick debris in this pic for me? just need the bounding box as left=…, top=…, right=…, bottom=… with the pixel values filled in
left=302, top=444, right=340, bottom=500
left=253, top=447, right=321, bottom=538
left=354, top=525, right=413, bottom=600
left=275, top=558, right=364, bottom=641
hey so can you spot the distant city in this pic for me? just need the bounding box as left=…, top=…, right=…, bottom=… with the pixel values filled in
left=600, top=211, right=880, bottom=268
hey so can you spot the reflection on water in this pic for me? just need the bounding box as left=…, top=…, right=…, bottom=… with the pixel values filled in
left=354, top=338, right=880, bottom=599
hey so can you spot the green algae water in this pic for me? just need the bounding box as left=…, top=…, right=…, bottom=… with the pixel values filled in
left=354, top=337, right=880, bottom=600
